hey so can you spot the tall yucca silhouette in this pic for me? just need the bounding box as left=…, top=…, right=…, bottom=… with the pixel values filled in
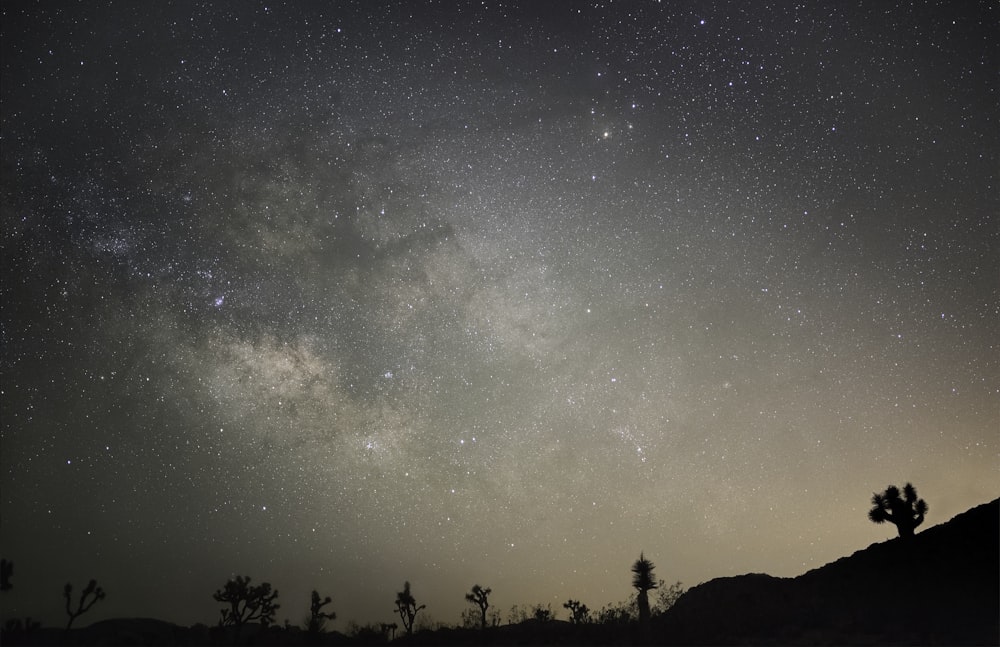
left=631, top=553, right=658, bottom=623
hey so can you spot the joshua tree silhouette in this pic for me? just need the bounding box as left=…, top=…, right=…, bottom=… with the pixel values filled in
left=213, top=575, right=280, bottom=629
left=306, top=589, right=336, bottom=634
left=394, top=581, right=425, bottom=636
left=868, top=483, right=928, bottom=538
left=563, top=599, right=591, bottom=624
left=64, top=579, right=106, bottom=630
left=464, top=584, right=491, bottom=629
left=631, top=553, right=658, bottom=624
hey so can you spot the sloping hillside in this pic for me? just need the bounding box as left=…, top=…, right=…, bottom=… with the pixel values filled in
left=656, top=498, right=999, bottom=645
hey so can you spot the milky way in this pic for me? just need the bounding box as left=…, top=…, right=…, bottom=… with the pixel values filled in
left=1, top=0, right=997, bottom=629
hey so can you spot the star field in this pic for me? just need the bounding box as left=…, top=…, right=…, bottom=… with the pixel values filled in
left=1, top=0, right=997, bottom=629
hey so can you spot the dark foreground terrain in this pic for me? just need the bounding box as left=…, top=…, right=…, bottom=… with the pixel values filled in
left=655, top=497, right=999, bottom=645
left=3, top=498, right=997, bottom=645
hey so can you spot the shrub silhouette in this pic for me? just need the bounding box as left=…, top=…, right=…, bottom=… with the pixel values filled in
left=507, top=603, right=529, bottom=624
left=869, top=483, right=928, bottom=538
left=652, top=579, right=685, bottom=615
left=305, top=589, right=336, bottom=634
left=459, top=607, right=481, bottom=629
left=213, top=575, right=280, bottom=629
left=2, top=617, right=41, bottom=643
left=531, top=603, right=553, bottom=622
left=64, top=579, right=106, bottom=630
left=379, top=622, right=397, bottom=640
left=394, top=581, right=425, bottom=636
left=563, top=599, right=591, bottom=624
left=346, top=621, right=392, bottom=643
left=631, top=553, right=657, bottom=623
left=464, top=584, right=491, bottom=629
left=596, top=600, right=633, bottom=625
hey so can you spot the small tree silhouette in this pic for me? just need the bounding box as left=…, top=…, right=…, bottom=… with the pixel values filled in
left=868, top=483, right=928, bottom=538
left=563, top=599, right=591, bottom=624
left=531, top=603, right=553, bottom=622
left=464, top=584, right=491, bottom=629
left=379, top=622, right=397, bottom=640
left=305, top=589, right=336, bottom=634
left=394, top=581, right=425, bottom=636
left=64, top=579, right=106, bottom=630
left=631, top=553, right=657, bottom=624
left=213, top=575, right=280, bottom=629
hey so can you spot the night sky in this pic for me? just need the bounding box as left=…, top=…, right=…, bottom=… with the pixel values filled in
left=1, top=0, right=997, bottom=630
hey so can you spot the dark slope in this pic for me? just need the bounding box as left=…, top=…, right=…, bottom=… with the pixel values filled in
left=656, top=498, right=999, bottom=645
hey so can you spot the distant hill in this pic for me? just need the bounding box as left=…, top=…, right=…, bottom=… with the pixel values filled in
left=78, top=617, right=205, bottom=645
left=656, top=498, right=999, bottom=645
left=1, top=617, right=206, bottom=647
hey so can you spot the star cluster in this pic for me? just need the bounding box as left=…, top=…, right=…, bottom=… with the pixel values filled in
left=1, top=0, right=997, bottom=628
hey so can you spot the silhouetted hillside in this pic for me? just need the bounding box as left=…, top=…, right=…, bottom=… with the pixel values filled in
left=657, top=498, right=999, bottom=645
